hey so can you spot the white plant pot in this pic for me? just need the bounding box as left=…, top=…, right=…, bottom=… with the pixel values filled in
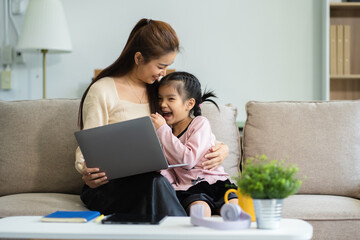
left=253, top=199, right=284, bottom=229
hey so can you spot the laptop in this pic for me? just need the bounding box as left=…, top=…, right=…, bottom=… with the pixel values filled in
left=74, top=116, right=186, bottom=180
left=101, top=213, right=166, bottom=225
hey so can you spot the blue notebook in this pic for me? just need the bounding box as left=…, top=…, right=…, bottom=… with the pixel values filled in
left=42, top=211, right=101, bottom=223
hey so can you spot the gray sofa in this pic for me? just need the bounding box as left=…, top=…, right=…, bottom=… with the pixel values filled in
left=0, top=99, right=359, bottom=240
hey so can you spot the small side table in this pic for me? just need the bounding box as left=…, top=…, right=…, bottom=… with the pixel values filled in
left=0, top=216, right=313, bottom=240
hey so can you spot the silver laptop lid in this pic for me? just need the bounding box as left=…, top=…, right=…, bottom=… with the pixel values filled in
left=75, top=116, right=171, bottom=180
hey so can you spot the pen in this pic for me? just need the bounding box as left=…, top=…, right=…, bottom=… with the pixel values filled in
left=96, top=214, right=105, bottom=223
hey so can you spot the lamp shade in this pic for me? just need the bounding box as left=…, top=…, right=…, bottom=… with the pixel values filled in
left=17, top=0, right=72, bottom=53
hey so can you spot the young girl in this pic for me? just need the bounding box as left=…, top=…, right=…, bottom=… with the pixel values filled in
left=151, top=71, right=238, bottom=217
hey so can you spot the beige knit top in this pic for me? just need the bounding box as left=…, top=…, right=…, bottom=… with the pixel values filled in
left=75, top=77, right=150, bottom=174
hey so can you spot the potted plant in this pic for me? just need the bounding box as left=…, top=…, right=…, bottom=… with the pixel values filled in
left=234, top=154, right=303, bottom=229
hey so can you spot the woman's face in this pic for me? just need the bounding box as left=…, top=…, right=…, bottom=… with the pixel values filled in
left=135, top=51, right=177, bottom=84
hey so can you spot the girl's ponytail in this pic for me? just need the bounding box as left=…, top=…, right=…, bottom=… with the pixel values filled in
left=193, top=90, right=219, bottom=117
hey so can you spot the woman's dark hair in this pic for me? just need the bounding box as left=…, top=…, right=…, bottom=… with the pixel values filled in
left=159, top=71, right=219, bottom=117
left=78, top=18, right=179, bottom=129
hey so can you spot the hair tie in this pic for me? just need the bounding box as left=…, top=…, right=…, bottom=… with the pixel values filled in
left=147, top=19, right=152, bottom=24
left=199, top=103, right=202, bottom=107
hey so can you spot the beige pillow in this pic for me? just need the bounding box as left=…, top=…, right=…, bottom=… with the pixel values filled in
left=242, top=101, right=360, bottom=199
left=201, top=103, right=241, bottom=178
left=0, top=99, right=83, bottom=196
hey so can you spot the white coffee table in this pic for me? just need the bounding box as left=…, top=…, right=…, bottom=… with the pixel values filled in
left=0, top=216, right=312, bottom=240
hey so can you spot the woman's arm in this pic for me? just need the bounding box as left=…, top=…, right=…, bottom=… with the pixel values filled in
left=76, top=84, right=110, bottom=188
left=81, top=164, right=109, bottom=188
left=203, top=142, right=229, bottom=170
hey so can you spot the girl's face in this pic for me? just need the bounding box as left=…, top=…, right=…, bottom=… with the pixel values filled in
left=135, top=51, right=177, bottom=84
left=158, top=84, right=194, bottom=126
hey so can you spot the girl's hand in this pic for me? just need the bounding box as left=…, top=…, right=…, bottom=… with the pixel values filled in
left=151, top=112, right=166, bottom=130
left=82, top=163, right=109, bottom=188
left=203, top=143, right=229, bottom=170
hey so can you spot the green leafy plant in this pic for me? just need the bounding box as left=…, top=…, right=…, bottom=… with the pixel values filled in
left=235, top=154, right=303, bottom=199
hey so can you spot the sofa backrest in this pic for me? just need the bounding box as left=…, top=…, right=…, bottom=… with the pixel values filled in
left=0, top=99, right=84, bottom=196
left=201, top=103, right=241, bottom=178
left=0, top=100, right=241, bottom=196
left=242, top=101, right=360, bottom=199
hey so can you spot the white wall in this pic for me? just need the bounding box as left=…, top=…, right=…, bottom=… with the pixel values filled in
left=0, top=0, right=326, bottom=121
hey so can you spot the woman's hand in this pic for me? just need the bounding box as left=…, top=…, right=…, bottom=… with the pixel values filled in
left=82, top=164, right=109, bottom=188
left=203, top=143, right=229, bottom=170
left=151, top=112, right=166, bottom=130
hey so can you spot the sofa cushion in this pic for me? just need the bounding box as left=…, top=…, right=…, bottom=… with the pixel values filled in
left=0, top=193, right=88, bottom=217
left=242, top=101, right=360, bottom=199
left=283, top=194, right=360, bottom=220
left=0, top=99, right=83, bottom=196
left=284, top=194, right=360, bottom=240
left=201, top=103, right=241, bottom=178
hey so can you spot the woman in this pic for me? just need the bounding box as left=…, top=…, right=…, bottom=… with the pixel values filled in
left=75, top=18, right=229, bottom=217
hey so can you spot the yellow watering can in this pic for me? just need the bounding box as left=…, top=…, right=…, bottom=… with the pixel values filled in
left=224, top=189, right=256, bottom=222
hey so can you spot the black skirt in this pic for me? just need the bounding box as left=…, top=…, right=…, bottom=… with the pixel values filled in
left=176, top=179, right=238, bottom=214
left=80, top=171, right=187, bottom=216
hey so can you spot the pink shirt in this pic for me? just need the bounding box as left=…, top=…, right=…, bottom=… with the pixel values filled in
left=157, top=116, right=229, bottom=191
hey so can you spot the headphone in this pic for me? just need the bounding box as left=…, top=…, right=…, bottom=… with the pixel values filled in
left=190, top=203, right=251, bottom=230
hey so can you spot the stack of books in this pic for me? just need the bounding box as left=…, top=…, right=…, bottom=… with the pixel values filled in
left=330, top=25, right=351, bottom=75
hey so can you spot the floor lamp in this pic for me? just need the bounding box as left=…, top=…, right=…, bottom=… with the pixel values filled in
left=17, top=0, right=72, bottom=99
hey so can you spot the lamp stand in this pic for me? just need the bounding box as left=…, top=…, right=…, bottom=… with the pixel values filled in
left=41, top=49, right=48, bottom=99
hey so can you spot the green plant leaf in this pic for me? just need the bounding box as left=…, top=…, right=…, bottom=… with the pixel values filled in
left=234, top=154, right=303, bottom=199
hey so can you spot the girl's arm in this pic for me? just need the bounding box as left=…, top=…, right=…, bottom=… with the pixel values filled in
left=153, top=115, right=214, bottom=169
left=151, top=113, right=229, bottom=171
